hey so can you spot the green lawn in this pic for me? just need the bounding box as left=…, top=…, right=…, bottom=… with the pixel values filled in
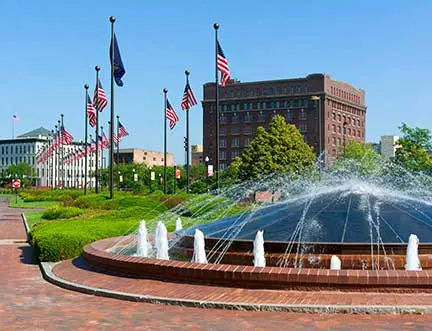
left=2, top=194, right=60, bottom=209
left=25, top=210, right=46, bottom=228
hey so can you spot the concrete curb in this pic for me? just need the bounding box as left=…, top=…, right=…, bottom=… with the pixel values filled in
left=21, top=213, right=31, bottom=242
left=39, top=262, right=432, bottom=315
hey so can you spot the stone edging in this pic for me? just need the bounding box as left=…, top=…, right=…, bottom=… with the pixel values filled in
left=39, top=261, right=432, bottom=314
left=22, top=213, right=31, bottom=242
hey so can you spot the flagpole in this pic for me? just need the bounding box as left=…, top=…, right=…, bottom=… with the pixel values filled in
left=214, top=23, right=220, bottom=193
left=163, top=88, right=168, bottom=194
left=109, top=16, right=116, bottom=200
left=89, top=134, right=93, bottom=189
left=116, top=115, right=120, bottom=190
left=101, top=125, right=104, bottom=191
left=12, top=117, right=14, bottom=139
left=84, top=84, right=89, bottom=195
left=61, top=114, right=64, bottom=188
left=95, top=65, right=100, bottom=194
left=185, top=70, right=190, bottom=194
left=51, top=129, right=54, bottom=189
left=54, top=125, right=58, bottom=188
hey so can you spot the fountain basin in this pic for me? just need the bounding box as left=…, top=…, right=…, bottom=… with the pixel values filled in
left=82, top=236, right=432, bottom=292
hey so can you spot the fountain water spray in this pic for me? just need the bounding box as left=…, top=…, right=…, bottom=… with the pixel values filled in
left=192, top=229, right=207, bottom=263
left=405, top=234, right=422, bottom=271
left=253, top=230, right=266, bottom=267
left=330, top=255, right=341, bottom=270
left=155, top=221, right=169, bottom=260
left=175, top=217, right=182, bottom=231
left=136, top=220, right=149, bottom=257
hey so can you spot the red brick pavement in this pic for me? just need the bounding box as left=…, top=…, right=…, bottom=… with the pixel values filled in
left=1, top=203, right=432, bottom=330
left=53, top=258, right=432, bottom=307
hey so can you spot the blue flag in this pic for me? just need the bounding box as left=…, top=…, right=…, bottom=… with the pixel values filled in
left=110, top=33, right=125, bottom=87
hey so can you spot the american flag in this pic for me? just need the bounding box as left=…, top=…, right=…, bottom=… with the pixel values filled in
left=60, top=127, right=73, bottom=145
left=87, top=95, right=96, bottom=127
left=165, top=100, right=179, bottom=130
left=118, top=121, right=129, bottom=138
left=113, top=134, right=120, bottom=146
left=93, top=78, right=108, bottom=112
left=180, top=81, right=197, bottom=110
left=217, top=40, right=230, bottom=87
left=101, top=131, right=110, bottom=149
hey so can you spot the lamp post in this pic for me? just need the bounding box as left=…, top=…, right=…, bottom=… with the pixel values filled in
left=310, top=95, right=322, bottom=156
left=343, top=122, right=348, bottom=155
left=205, top=156, right=209, bottom=179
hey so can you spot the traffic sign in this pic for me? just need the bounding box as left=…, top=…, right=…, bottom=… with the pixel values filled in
left=12, top=179, right=21, bottom=188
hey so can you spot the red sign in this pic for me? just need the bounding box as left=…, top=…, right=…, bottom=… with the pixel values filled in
left=175, top=168, right=181, bottom=179
left=12, top=179, right=21, bottom=188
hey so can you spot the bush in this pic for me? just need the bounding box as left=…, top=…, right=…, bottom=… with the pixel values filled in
left=42, top=206, right=85, bottom=220
left=31, top=206, right=165, bottom=262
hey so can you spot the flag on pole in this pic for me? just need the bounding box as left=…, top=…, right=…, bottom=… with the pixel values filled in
left=93, top=79, right=108, bottom=112
left=12, top=114, right=20, bottom=121
left=180, top=81, right=197, bottom=110
left=101, top=129, right=110, bottom=149
left=60, top=127, right=74, bottom=145
left=110, top=33, right=125, bottom=87
left=87, top=95, right=97, bottom=127
left=165, top=100, right=179, bottom=130
left=216, top=40, right=230, bottom=87
left=117, top=121, right=129, bottom=138
left=113, top=134, right=120, bottom=145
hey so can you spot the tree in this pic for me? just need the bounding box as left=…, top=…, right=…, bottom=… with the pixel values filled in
left=339, top=141, right=384, bottom=174
left=5, top=163, right=35, bottom=187
left=236, top=115, right=316, bottom=180
left=395, top=123, right=432, bottom=172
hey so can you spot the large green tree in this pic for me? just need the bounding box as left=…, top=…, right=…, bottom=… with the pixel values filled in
left=394, top=123, right=432, bottom=172
left=236, top=115, right=316, bottom=180
left=339, top=141, right=384, bottom=174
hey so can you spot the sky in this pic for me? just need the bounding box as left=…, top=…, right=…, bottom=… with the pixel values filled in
left=1, top=1, right=432, bottom=164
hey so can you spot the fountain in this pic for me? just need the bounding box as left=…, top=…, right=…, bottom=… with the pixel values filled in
left=136, top=220, right=149, bottom=257
left=83, top=159, right=432, bottom=290
left=405, top=234, right=422, bottom=271
left=175, top=217, right=182, bottom=231
left=253, top=230, right=266, bottom=267
left=155, top=221, right=169, bottom=260
left=191, top=229, right=207, bottom=263
left=330, top=255, right=341, bottom=270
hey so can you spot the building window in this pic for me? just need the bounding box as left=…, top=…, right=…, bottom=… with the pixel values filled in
left=276, top=101, right=280, bottom=108
left=16, top=146, right=18, bottom=154
left=250, top=89, right=255, bottom=97
left=220, top=127, right=226, bottom=136
left=231, top=138, right=240, bottom=147
left=230, top=127, right=240, bottom=135
left=304, top=99, right=308, bottom=108
left=257, top=102, right=261, bottom=110
left=236, top=104, right=240, bottom=111
left=290, top=87, right=294, bottom=93
left=220, top=151, right=226, bottom=160
left=276, top=87, right=281, bottom=95
left=220, top=163, right=227, bottom=170
left=286, top=111, right=293, bottom=121
left=220, top=138, right=226, bottom=148
left=244, top=126, right=252, bottom=135
left=262, top=102, right=267, bottom=110
left=297, top=87, right=302, bottom=93
left=223, top=105, right=228, bottom=112
left=333, top=137, right=336, bottom=145
left=348, top=128, right=351, bottom=136
left=244, top=137, right=252, bottom=147
left=298, top=99, right=303, bottom=107
left=269, top=87, right=274, bottom=95
left=231, top=150, right=240, bottom=158
left=300, top=111, right=306, bottom=120
left=300, top=123, right=307, bottom=132
left=245, top=112, right=252, bottom=123
left=263, top=88, right=267, bottom=96
left=332, top=124, right=336, bottom=133
left=153, top=157, right=156, bottom=161
left=232, top=114, right=239, bottom=123
left=231, top=104, right=235, bottom=111
left=338, top=126, right=341, bottom=134
left=338, top=114, right=341, bottom=122
left=220, top=115, right=226, bottom=124
left=258, top=112, right=265, bottom=122
left=290, top=100, right=294, bottom=108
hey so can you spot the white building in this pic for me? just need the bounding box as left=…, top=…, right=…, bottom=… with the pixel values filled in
left=380, top=135, right=399, bottom=158
left=0, top=127, right=99, bottom=188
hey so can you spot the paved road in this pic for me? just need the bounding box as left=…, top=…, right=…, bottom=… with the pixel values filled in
left=0, top=200, right=431, bottom=330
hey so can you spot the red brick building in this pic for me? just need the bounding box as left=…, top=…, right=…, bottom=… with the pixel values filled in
left=202, top=73, right=366, bottom=169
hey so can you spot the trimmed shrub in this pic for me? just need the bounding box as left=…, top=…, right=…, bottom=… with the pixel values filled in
left=42, top=206, right=85, bottom=220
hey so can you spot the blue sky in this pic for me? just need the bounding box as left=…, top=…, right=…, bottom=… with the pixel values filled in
left=1, top=1, right=431, bottom=163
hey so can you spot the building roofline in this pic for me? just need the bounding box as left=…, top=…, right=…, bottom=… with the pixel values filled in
left=203, top=73, right=325, bottom=87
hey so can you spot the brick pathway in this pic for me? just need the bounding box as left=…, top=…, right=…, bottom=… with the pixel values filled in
left=0, top=200, right=432, bottom=330
left=53, top=258, right=432, bottom=307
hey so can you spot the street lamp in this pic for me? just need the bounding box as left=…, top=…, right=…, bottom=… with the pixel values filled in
left=310, top=96, right=322, bottom=156
left=343, top=122, right=348, bottom=155
left=204, top=156, right=210, bottom=179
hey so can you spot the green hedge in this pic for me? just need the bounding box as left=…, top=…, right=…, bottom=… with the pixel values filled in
left=31, top=205, right=169, bottom=262
left=42, top=206, right=85, bottom=220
